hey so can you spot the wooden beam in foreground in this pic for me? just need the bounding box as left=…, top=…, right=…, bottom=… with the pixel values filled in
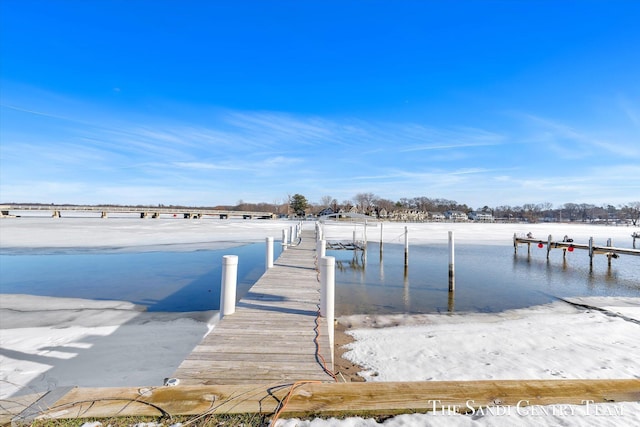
left=14, top=379, right=640, bottom=423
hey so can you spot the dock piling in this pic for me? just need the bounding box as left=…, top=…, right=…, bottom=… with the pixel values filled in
left=320, top=256, right=336, bottom=370
left=317, top=239, right=326, bottom=259
left=220, top=255, right=238, bottom=318
left=404, top=226, right=409, bottom=266
left=448, top=231, right=455, bottom=292
left=282, top=229, right=288, bottom=251
left=266, top=237, right=274, bottom=270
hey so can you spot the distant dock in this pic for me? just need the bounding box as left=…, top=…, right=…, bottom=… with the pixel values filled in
left=0, top=204, right=275, bottom=219
left=514, top=233, right=640, bottom=267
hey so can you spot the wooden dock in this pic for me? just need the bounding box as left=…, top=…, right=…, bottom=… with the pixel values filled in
left=8, top=379, right=640, bottom=424
left=514, top=233, right=640, bottom=267
left=171, top=225, right=336, bottom=385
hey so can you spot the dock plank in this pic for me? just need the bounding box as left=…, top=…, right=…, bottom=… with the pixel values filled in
left=21, top=379, right=640, bottom=422
left=171, top=226, right=335, bottom=385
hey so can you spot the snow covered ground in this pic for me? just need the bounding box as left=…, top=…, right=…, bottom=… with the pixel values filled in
left=1, top=218, right=639, bottom=425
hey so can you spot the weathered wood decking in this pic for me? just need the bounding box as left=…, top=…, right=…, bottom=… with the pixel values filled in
left=8, top=379, right=640, bottom=424
left=171, top=226, right=335, bottom=385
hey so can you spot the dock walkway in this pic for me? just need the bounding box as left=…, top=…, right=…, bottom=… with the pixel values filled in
left=171, top=225, right=335, bottom=385
left=514, top=233, right=640, bottom=267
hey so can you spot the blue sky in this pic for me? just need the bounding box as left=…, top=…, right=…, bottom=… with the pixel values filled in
left=1, top=1, right=639, bottom=209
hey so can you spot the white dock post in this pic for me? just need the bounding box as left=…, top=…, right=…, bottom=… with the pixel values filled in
left=380, top=222, right=384, bottom=254
left=320, top=256, right=335, bottom=370
left=290, top=225, right=295, bottom=244
left=266, top=237, right=274, bottom=270
left=317, top=239, right=326, bottom=259
left=220, top=255, right=238, bottom=318
left=404, top=226, right=409, bottom=266
left=448, top=231, right=455, bottom=292
left=353, top=230, right=357, bottom=246
left=546, top=235, right=552, bottom=259
left=607, top=238, right=613, bottom=267
left=513, top=233, right=518, bottom=255
left=282, top=229, right=288, bottom=251
left=364, top=219, right=368, bottom=249
left=589, top=237, right=594, bottom=267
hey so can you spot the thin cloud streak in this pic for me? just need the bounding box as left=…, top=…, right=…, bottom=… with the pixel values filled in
left=2, top=92, right=639, bottom=207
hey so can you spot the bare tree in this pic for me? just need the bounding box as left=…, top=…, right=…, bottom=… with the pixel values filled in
left=621, top=202, right=640, bottom=225
left=320, top=195, right=333, bottom=207
left=353, top=193, right=377, bottom=214
left=375, top=198, right=396, bottom=213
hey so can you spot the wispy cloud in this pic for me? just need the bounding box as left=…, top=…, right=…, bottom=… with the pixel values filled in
left=516, top=112, right=640, bottom=158
left=398, top=126, right=506, bottom=152
left=2, top=89, right=639, bottom=207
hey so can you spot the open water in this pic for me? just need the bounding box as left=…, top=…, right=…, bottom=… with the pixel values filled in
left=1, top=241, right=638, bottom=314
left=0, top=243, right=274, bottom=312
left=330, top=243, right=640, bottom=314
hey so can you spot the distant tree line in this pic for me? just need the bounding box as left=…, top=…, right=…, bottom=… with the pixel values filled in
left=282, top=194, right=640, bottom=226
left=6, top=198, right=640, bottom=225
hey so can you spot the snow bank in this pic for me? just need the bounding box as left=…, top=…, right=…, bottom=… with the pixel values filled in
left=0, top=294, right=217, bottom=399
left=340, top=299, right=640, bottom=382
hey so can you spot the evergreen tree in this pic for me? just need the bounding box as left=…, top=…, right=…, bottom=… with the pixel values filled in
left=290, top=194, right=309, bottom=217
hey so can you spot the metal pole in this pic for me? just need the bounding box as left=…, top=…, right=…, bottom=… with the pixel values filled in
left=220, top=255, right=238, bottom=318
left=448, top=231, right=455, bottom=292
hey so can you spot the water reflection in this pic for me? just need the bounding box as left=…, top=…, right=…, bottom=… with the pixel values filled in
left=0, top=242, right=280, bottom=312
left=2, top=240, right=637, bottom=316
left=331, top=243, right=639, bottom=316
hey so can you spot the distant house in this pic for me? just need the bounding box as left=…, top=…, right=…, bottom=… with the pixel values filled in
left=444, top=210, right=468, bottom=222
left=429, top=212, right=446, bottom=222
left=318, top=208, right=334, bottom=217
left=468, top=211, right=494, bottom=222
